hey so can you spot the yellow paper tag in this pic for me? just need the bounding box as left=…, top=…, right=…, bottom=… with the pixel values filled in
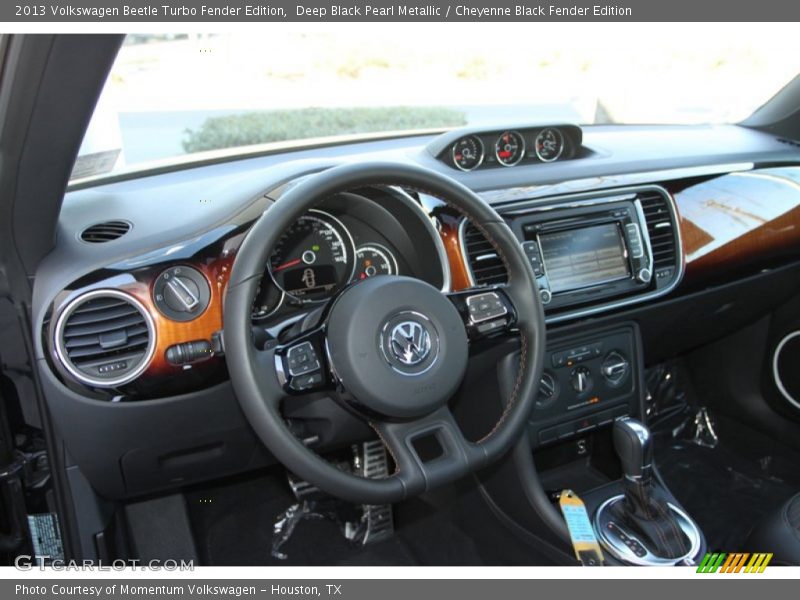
left=559, top=489, right=605, bottom=566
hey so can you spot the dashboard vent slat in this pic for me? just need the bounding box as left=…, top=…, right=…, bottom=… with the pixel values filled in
left=639, top=191, right=679, bottom=271
left=65, top=303, right=141, bottom=326
left=55, top=291, right=154, bottom=387
left=80, top=220, right=131, bottom=243
left=63, top=313, right=146, bottom=338
left=462, top=223, right=508, bottom=285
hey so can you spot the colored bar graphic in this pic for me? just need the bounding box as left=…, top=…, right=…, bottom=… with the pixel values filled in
left=697, top=552, right=773, bottom=573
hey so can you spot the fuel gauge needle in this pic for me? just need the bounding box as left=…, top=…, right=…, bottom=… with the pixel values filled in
left=273, top=258, right=302, bottom=272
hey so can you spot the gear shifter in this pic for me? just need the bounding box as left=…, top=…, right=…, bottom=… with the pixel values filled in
left=613, top=417, right=653, bottom=482
left=593, top=418, right=699, bottom=564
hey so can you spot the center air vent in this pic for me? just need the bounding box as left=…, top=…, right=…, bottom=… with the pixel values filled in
left=461, top=222, right=508, bottom=285
left=638, top=190, right=679, bottom=272
left=54, top=290, right=155, bottom=387
left=80, top=220, right=131, bottom=243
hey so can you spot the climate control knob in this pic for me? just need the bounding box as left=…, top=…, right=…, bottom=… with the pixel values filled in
left=537, top=371, right=559, bottom=409
left=601, top=351, right=630, bottom=387
left=570, top=366, right=593, bottom=395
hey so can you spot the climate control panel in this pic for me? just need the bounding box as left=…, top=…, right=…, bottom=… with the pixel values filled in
left=530, top=325, right=640, bottom=447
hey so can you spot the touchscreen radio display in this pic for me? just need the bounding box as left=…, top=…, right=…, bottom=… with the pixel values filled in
left=539, top=224, right=630, bottom=293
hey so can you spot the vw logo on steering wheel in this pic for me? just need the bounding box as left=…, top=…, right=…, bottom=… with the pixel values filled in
left=380, top=311, right=440, bottom=376
left=389, top=321, right=431, bottom=366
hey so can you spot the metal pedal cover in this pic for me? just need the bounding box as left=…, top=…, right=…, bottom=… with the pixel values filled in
left=286, top=472, right=322, bottom=501
left=357, top=440, right=394, bottom=545
left=287, top=455, right=352, bottom=501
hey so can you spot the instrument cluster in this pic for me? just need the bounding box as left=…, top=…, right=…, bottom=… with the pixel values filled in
left=252, top=208, right=404, bottom=319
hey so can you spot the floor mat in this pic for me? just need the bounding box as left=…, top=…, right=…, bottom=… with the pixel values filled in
left=655, top=413, right=800, bottom=551
left=185, top=468, right=557, bottom=566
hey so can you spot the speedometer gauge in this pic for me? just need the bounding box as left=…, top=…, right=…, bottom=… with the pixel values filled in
left=354, top=244, right=398, bottom=280
left=451, top=135, right=484, bottom=171
left=269, top=210, right=355, bottom=302
left=534, top=128, right=565, bottom=162
left=495, top=131, right=525, bottom=166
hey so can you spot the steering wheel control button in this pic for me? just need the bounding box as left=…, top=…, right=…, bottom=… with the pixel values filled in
left=289, top=371, right=324, bottom=392
left=476, top=318, right=507, bottom=335
left=466, top=291, right=508, bottom=324
left=286, top=341, right=321, bottom=377
left=153, top=265, right=211, bottom=322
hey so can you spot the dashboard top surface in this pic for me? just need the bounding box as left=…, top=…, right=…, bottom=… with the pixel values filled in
left=37, top=123, right=800, bottom=355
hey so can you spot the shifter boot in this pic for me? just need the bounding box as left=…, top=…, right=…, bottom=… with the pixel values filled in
left=610, top=480, right=691, bottom=559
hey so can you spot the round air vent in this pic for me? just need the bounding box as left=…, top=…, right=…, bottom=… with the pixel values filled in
left=773, top=331, right=800, bottom=411
left=54, top=290, right=155, bottom=387
left=80, top=220, right=131, bottom=243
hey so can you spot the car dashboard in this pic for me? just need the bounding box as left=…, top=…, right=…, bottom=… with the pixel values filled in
left=31, top=122, right=800, bottom=498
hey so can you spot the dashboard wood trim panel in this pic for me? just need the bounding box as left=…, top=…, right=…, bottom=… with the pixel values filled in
left=436, top=211, right=472, bottom=292
left=127, top=256, right=232, bottom=377
left=676, top=168, right=800, bottom=286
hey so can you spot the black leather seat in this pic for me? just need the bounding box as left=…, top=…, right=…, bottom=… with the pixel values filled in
left=746, top=492, right=800, bottom=565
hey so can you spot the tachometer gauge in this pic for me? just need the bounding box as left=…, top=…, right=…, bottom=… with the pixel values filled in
left=534, top=128, right=565, bottom=162
left=495, top=131, right=525, bottom=166
left=354, top=244, right=398, bottom=280
left=451, top=135, right=484, bottom=172
left=269, top=210, right=355, bottom=302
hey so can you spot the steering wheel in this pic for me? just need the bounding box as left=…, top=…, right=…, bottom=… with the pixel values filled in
left=224, top=162, right=545, bottom=504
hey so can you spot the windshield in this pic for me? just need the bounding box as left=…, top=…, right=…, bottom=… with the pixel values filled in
left=73, top=24, right=800, bottom=181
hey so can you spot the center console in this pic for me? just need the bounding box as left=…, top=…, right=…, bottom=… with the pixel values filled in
left=465, top=186, right=697, bottom=566
left=494, top=321, right=706, bottom=566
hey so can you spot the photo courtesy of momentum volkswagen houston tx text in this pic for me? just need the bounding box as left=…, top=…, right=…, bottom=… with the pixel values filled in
left=1, top=6, right=800, bottom=587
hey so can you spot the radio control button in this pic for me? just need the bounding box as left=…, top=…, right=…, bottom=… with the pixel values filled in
left=540, top=288, right=552, bottom=305
left=637, top=267, right=652, bottom=283
left=625, top=223, right=645, bottom=259
left=522, top=240, right=545, bottom=276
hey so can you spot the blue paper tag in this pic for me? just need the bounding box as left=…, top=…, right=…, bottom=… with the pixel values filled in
left=561, top=504, right=598, bottom=544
